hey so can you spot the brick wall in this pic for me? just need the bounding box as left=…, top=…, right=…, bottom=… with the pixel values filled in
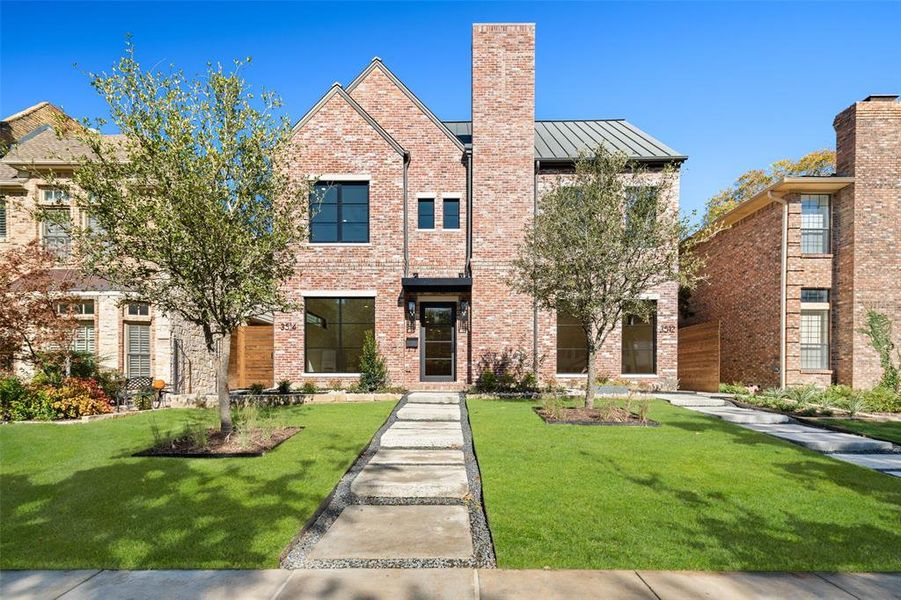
left=833, top=97, right=901, bottom=388
left=470, top=24, right=537, bottom=370
left=685, top=202, right=784, bottom=387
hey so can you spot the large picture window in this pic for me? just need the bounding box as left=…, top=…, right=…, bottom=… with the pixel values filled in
left=800, top=194, right=830, bottom=254
left=556, top=313, right=588, bottom=374
left=309, top=182, right=369, bottom=243
left=305, top=297, right=375, bottom=373
left=622, top=301, right=657, bottom=375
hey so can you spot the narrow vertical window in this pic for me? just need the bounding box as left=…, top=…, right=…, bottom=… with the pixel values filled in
left=800, top=288, right=830, bottom=370
left=126, top=323, right=151, bottom=378
left=0, top=198, right=7, bottom=240
left=800, top=194, right=830, bottom=254
left=556, top=312, right=588, bottom=374
left=418, top=198, right=435, bottom=229
left=622, top=300, right=657, bottom=374
left=443, top=198, right=460, bottom=229
left=41, top=208, right=71, bottom=259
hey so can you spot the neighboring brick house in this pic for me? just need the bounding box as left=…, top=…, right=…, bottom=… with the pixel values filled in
left=276, top=23, right=686, bottom=390
left=682, top=95, right=900, bottom=390
left=0, top=103, right=221, bottom=395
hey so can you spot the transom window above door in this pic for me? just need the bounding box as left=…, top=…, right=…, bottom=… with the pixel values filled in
left=309, top=182, right=369, bottom=243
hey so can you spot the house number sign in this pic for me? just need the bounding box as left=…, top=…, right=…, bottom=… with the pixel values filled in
left=279, top=322, right=297, bottom=332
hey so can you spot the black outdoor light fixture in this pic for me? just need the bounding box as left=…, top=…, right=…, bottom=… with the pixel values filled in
left=459, top=300, right=470, bottom=332
left=406, top=298, right=416, bottom=323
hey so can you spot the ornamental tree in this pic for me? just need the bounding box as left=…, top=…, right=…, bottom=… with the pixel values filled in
left=510, top=146, right=710, bottom=408
left=67, top=44, right=307, bottom=433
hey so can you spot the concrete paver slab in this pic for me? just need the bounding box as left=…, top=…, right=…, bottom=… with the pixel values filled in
left=396, top=403, right=461, bottom=421
left=479, top=569, right=656, bottom=599
left=886, top=470, right=901, bottom=477
left=1, top=570, right=98, bottom=600
left=405, top=393, right=460, bottom=404
left=381, top=425, right=464, bottom=448
left=656, top=394, right=727, bottom=407
left=308, top=505, right=473, bottom=560
left=280, top=569, right=477, bottom=599
left=351, top=463, right=469, bottom=498
left=831, top=453, right=901, bottom=470
left=60, top=570, right=291, bottom=600
left=637, top=571, right=855, bottom=600
left=389, top=421, right=461, bottom=430
left=744, top=423, right=894, bottom=453
left=369, top=448, right=465, bottom=465
left=694, top=406, right=792, bottom=424
left=818, top=572, right=901, bottom=599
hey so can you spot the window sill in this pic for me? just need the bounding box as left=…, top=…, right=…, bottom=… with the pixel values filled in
left=800, top=253, right=833, bottom=259
left=307, top=243, right=372, bottom=247
left=800, top=369, right=833, bottom=375
left=621, top=373, right=658, bottom=378
left=302, top=373, right=361, bottom=378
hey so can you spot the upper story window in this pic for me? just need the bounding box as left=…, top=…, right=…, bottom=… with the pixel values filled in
left=309, top=182, right=369, bottom=243
left=42, top=208, right=72, bottom=259
left=800, top=194, right=830, bottom=254
left=418, top=198, right=435, bottom=229
left=625, top=186, right=658, bottom=240
left=0, top=198, right=6, bottom=240
left=58, top=300, right=95, bottom=316
left=443, top=198, right=460, bottom=230
left=41, top=188, right=70, bottom=205
left=127, top=302, right=150, bottom=317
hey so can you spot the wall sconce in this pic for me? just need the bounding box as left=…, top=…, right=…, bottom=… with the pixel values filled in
left=459, top=300, right=470, bottom=332
left=406, top=299, right=417, bottom=330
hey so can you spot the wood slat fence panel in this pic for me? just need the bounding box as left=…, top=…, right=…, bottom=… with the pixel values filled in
left=678, top=321, right=720, bottom=392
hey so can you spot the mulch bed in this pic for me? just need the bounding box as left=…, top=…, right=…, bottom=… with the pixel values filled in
left=534, top=406, right=658, bottom=427
left=134, top=426, right=302, bottom=458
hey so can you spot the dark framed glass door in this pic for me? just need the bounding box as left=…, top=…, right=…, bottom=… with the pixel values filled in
left=420, top=303, right=455, bottom=382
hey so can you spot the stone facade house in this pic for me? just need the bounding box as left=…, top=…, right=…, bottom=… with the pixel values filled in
left=0, top=103, right=220, bottom=395
left=682, top=95, right=900, bottom=390
left=276, top=23, right=686, bottom=391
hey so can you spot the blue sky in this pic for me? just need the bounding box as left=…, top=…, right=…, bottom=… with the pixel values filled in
left=2, top=1, right=899, bottom=216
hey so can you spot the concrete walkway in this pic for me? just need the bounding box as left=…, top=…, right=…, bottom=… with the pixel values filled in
left=281, top=392, right=494, bottom=568
left=4, top=569, right=899, bottom=599
left=656, top=393, right=901, bottom=477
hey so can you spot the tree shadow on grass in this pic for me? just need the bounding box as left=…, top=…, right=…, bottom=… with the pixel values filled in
left=0, top=437, right=365, bottom=569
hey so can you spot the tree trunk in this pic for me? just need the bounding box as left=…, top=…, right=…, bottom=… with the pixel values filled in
left=585, top=346, right=597, bottom=409
left=217, top=332, right=233, bottom=434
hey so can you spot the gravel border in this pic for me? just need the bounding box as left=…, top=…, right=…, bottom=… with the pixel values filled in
left=280, top=392, right=497, bottom=569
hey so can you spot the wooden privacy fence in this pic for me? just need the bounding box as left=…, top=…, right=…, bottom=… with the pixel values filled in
left=678, top=321, right=720, bottom=392
left=228, top=325, right=274, bottom=389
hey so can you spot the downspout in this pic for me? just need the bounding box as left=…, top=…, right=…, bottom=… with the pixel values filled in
left=772, top=191, right=788, bottom=389
left=533, top=159, right=540, bottom=373
left=403, top=152, right=410, bottom=277
left=465, top=150, right=473, bottom=276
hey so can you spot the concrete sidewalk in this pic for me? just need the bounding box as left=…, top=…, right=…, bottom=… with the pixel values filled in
left=3, top=569, right=899, bottom=599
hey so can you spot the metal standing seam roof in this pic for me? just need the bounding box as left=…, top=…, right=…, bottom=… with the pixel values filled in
left=443, top=119, right=685, bottom=162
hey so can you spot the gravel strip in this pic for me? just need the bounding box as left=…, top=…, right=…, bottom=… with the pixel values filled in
left=281, top=392, right=497, bottom=569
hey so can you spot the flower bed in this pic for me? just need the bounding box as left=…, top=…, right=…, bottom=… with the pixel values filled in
left=1, top=376, right=113, bottom=421
left=135, top=426, right=301, bottom=457
left=534, top=405, right=658, bottom=426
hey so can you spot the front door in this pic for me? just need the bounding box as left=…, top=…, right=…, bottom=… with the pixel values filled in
left=420, top=303, right=456, bottom=382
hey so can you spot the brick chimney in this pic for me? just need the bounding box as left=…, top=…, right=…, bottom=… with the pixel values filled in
left=469, top=23, right=536, bottom=363
left=832, top=94, right=901, bottom=387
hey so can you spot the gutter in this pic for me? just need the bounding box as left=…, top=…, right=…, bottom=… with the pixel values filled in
left=771, top=190, right=788, bottom=389
left=465, top=150, right=473, bottom=276
left=403, top=152, right=410, bottom=277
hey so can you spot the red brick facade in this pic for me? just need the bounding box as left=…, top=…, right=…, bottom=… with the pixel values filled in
left=275, top=24, right=682, bottom=390
left=684, top=95, right=900, bottom=389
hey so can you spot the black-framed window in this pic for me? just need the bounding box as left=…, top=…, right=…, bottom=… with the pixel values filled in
left=625, top=186, right=658, bottom=240
left=622, top=300, right=657, bottom=374
left=443, top=198, right=460, bottom=229
left=800, top=194, right=830, bottom=254
left=304, top=297, right=375, bottom=373
left=418, top=198, right=434, bottom=229
left=556, top=312, right=588, bottom=374
left=309, top=182, right=369, bottom=243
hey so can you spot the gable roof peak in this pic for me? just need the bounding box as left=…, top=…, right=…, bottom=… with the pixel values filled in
left=345, top=59, right=465, bottom=152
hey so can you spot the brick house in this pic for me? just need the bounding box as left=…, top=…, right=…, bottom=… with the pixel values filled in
left=682, top=95, right=900, bottom=390
left=0, top=103, right=222, bottom=395
left=276, top=23, right=686, bottom=391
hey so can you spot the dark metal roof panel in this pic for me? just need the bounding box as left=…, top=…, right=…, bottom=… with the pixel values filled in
left=443, top=119, right=685, bottom=161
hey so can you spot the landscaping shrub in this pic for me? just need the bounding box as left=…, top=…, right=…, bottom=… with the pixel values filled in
left=719, top=381, right=747, bottom=395
left=248, top=383, right=265, bottom=395
left=45, top=377, right=113, bottom=419
left=475, top=348, right=540, bottom=394
left=133, top=391, right=154, bottom=411
left=823, top=384, right=854, bottom=408
left=277, top=379, right=293, bottom=394
left=783, top=384, right=822, bottom=409
left=301, top=381, right=318, bottom=394
left=861, top=386, right=901, bottom=413
left=1, top=376, right=52, bottom=421
left=358, top=331, right=388, bottom=392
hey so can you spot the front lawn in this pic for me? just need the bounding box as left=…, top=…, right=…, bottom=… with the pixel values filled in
left=469, top=398, right=901, bottom=571
left=0, top=402, right=393, bottom=569
left=808, top=418, right=901, bottom=445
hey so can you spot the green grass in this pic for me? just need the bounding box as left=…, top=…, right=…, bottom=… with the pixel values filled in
left=809, top=418, right=901, bottom=445
left=469, top=398, right=901, bottom=571
left=0, top=402, right=393, bottom=569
